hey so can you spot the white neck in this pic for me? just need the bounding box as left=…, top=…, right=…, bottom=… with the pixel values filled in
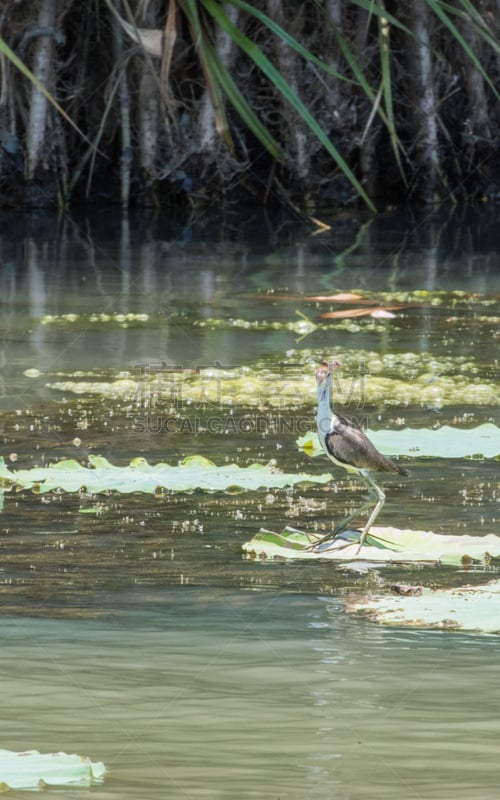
left=316, top=375, right=335, bottom=448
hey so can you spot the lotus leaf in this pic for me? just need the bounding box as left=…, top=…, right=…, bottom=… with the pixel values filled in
left=243, top=526, right=500, bottom=566
left=0, top=455, right=332, bottom=495
left=297, top=423, right=500, bottom=460
left=345, top=580, right=500, bottom=634
left=0, top=749, right=105, bottom=789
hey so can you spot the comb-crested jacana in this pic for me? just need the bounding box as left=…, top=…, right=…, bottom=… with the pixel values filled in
left=314, top=360, right=409, bottom=550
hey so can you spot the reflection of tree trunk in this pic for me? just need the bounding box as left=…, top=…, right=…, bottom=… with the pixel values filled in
left=138, top=68, right=159, bottom=201
left=26, top=0, right=57, bottom=182
left=409, top=0, right=441, bottom=203
left=26, top=238, right=49, bottom=359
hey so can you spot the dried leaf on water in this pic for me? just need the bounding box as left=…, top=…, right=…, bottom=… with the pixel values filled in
left=320, top=304, right=410, bottom=319
left=307, top=292, right=372, bottom=303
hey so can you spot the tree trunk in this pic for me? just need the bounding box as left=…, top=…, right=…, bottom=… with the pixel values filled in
left=325, top=0, right=342, bottom=109
left=137, top=2, right=161, bottom=205
left=409, top=0, right=441, bottom=203
left=138, top=69, right=158, bottom=197
left=198, top=3, right=240, bottom=157
left=26, top=0, right=57, bottom=183
left=267, top=0, right=308, bottom=181
left=458, top=20, right=491, bottom=148
left=112, top=5, right=132, bottom=209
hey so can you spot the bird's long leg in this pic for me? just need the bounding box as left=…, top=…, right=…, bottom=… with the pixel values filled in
left=331, top=497, right=375, bottom=536
left=308, top=474, right=377, bottom=550
left=309, top=498, right=375, bottom=549
left=356, top=470, right=386, bottom=551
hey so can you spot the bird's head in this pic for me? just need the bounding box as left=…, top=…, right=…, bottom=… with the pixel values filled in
left=315, top=359, right=341, bottom=384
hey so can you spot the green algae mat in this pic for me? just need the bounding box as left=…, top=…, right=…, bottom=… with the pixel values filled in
left=26, top=345, right=498, bottom=408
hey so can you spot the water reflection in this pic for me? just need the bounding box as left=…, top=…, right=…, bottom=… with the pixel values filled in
left=0, top=205, right=499, bottom=391
left=1, top=205, right=500, bottom=317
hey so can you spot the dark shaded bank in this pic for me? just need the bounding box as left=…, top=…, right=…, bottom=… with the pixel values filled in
left=0, top=0, right=500, bottom=211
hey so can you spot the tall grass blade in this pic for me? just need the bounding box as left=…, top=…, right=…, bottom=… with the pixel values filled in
left=0, top=35, right=94, bottom=148
left=227, top=0, right=356, bottom=84
left=201, top=0, right=376, bottom=211
left=180, top=0, right=232, bottom=144
left=204, top=43, right=282, bottom=159
left=349, top=0, right=411, bottom=35
left=426, top=0, right=500, bottom=100
left=443, top=0, right=500, bottom=54
left=378, top=10, right=406, bottom=183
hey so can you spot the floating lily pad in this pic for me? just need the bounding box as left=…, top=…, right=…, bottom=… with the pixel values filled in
left=243, top=526, right=500, bottom=566
left=297, top=423, right=500, bottom=460
left=345, top=580, right=500, bottom=633
left=0, top=455, right=332, bottom=495
left=0, top=749, right=105, bottom=789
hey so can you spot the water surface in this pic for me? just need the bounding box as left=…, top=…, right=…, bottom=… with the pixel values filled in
left=3, top=589, right=500, bottom=799
left=0, top=206, right=499, bottom=795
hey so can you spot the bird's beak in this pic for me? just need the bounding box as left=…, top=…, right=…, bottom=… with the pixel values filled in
left=319, top=359, right=342, bottom=374
left=316, top=361, right=337, bottom=383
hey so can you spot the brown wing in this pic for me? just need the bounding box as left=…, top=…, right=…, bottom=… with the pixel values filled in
left=326, top=417, right=409, bottom=475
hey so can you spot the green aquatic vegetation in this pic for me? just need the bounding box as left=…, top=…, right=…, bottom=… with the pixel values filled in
left=321, top=318, right=396, bottom=334
left=312, top=288, right=499, bottom=307
left=195, top=315, right=319, bottom=336
left=253, top=288, right=498, bottom=309
left=243, top=526, right=500, bottom=568
left=0, top=454, right=332, bottom=495
left=383, top=290, right=498, bottom=307
left=446, top=314, right=500, bottom=325
left=194, top=313, right=392, bottom=337
left=40, top=346, right=499, bottom=409
left=41, top=312, right=150, bottom=327
left=298, top=424, right=500, bottom=460
left=345, top=580, right=500, bottom=634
